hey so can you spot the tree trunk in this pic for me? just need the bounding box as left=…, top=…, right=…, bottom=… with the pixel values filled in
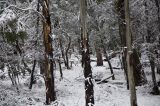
left=105, top=53, right=115, bottom=80
left=42, top=0, right=56, bottom=104
left=100, top=33, right=115, bottom=80
left=154, top=0, right=160, bottom=75
left=80, top=0, right=94, bottom=106
left=58, top=56, right=63, bottom=79
left=29, top=0, right=39, bottom=90
left=59, top=37, right=67, bottom=66
left=102, top=46, right=115, bottom=80
left=124, top=0, right=138, bottom=106
left=96, top=48, right=103, bottom=66
left=116, top=0, right=146, bottom=88
left=132, top=49, right=147, bottom=86
left=116, top=0, right=129, bottom=89
left=29, top=60, right=36, bottom=89
left=157, top=68, right=160, bottom=74
left=145, top=0, right=160, bottom=95
left=65, top=36, right=71, bottom=69
left=150, top=59, right=159, bottom=95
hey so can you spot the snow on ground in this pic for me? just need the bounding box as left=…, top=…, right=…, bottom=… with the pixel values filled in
left=0, top=56, right=160, bottom=106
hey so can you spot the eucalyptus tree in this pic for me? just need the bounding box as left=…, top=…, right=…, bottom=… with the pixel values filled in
left=80, top=0, right=94, bottom=105
left=125, top=0, right=138, bottom=105
left=115, top=0, right=147, bottom=89
left=42, top=0, right=56, bottom=104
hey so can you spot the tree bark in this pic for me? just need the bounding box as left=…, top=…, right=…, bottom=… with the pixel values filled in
left=80, top=0, right=94, bottom=106
left=116, top=0, right=129, bottom=89
left=42, top=0, right=56, bottom=104
left=154, top=0, right=160, bottom=74
left=29, top=60, right=36, bottom=89
left=59, top=37, right=67, bottom=67
left=132, top=49, right=147, bottom=86
left=65, top=36, right=71, bottom=69
left=96, top=48, right=103, bottom=66
left=124, top=0, right=138, bottom=106
left=58, top=56, right=63, bottom=78
left=150, top=59, right=159, bottom=95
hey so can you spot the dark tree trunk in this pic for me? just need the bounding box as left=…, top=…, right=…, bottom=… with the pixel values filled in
left=80, top=0, right=94, bottom=105
left=96, top=48, right=103, bottom=66
left=65, top=36, right=71, bottom=69
left=132, top=49, right=147, bottom=86
left=42, top=0, right=56, bottom=104
left=150, top=60, right=160, bottom=95
left=29, top=60, right=36, bottom=89
left=154, top=0, right=160, bottom=75
left=58, top=56, right=63, bottom=78
left=105, top=53, right=115, bottom=80
left=59, top=37, right=67, bottom=67
left=29, top=1, right=39, bottom=90
left=157, top=68, right=160, bottom=74
left=116, top=0, right=129, bottom=89
left=102, top=46, right=115, bottom=80
left=145, top=0, right=159, bottom=95
left=100, top=32, right=115, bottom=80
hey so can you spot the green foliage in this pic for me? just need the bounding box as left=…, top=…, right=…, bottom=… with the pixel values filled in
left=4, top=31, right=27, bottom=43
left=17, top=31, right=27, bottom=40
left=4, top=32, right=17, bottom=43
left=1, top=18, right=27, bottom=43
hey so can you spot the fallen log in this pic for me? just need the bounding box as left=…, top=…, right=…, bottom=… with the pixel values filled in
left=106, top=67, right=122, bottom=69
left=96, top=74, right=114, bottom=84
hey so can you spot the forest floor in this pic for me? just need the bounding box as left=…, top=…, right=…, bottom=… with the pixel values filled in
left=0, top=56, right=160, bottom=106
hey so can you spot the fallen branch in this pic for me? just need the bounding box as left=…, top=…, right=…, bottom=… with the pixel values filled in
left=106, top=67, right=122, bottom=69
left=96, top=74, right=114, bottom=84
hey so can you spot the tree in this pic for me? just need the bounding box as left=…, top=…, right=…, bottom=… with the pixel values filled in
left=95, top=45, right=103, bottom=66
left=144, top=0, right=159, bottom=95
left=124, top=0, right=138, bottom=106
left=42, top=0, right=56, bottom=104
left=29, top=0, right=40, bottom=90
left=115, top=0, right=147, bottom=89
left=80, top=0, right=94, bottom=106
left=154, top=0, right=160, bottom=74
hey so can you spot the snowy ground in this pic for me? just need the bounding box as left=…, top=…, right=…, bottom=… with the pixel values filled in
left=0, top=57, right=160, bottom=106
